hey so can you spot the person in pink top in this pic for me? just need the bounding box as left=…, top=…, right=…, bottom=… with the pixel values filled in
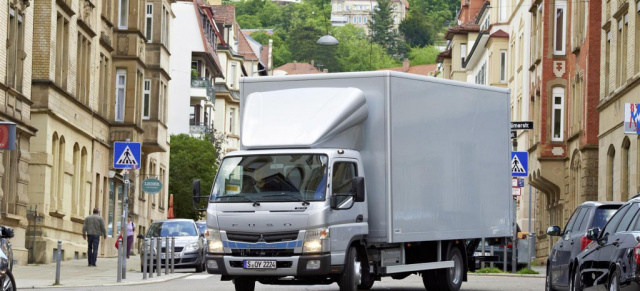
left=126, top=216, right=135, bottom=259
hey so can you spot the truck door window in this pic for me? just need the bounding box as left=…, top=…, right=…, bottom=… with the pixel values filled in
left=332, top=162, right=357, bottom=206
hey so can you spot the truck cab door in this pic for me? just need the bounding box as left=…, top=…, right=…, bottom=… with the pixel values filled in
left=328, top=158, right=368, bottom=265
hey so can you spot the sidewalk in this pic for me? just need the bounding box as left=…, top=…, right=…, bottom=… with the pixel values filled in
left=14, top=255, right=191, bottom=289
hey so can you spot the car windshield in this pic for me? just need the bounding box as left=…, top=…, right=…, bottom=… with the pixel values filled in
left=593, top=206, right=620, bottom=230
left=211, top=154, right=328, bottom=203
left=147, top=221, right=197, bottom=237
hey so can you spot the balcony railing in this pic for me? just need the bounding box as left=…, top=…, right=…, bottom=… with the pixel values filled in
left=189, top=122, right=211, bottom=134
left=191, top=78, right=216, bottom=102
left=214, top=84, right=240, bottom=101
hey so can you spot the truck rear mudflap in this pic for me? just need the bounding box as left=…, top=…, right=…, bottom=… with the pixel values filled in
left=205, top=254, right=331, bottom=276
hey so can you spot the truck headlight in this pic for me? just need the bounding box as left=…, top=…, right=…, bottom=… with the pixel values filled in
left=206, top=229, right=224, bottom=254
left=303, top=227, right=330, bottom=254
left=184, top=242, right=200, bottom=252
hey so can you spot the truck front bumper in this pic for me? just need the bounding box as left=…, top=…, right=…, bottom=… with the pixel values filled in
left=205, top=254, right=331, bottom=276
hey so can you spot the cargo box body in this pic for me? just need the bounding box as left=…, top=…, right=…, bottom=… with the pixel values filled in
left=240, top=71, right=512, bottom=244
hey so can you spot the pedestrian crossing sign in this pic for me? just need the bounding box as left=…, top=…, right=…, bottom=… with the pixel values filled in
left=511, top=151, right=528, bottom=177
left=113, top=142, right=141, bottom=169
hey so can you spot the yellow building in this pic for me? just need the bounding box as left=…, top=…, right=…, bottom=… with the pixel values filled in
left=0, top=0, right=37, bottom=265
left=28, top=0, right=171, bottom=264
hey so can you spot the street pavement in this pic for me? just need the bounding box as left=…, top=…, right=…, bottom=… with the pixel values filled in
left=13, top=255, right=545, bottom=290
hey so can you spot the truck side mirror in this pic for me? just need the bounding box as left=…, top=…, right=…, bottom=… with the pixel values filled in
left=352, top=177, right=365, bottom=202
left=193, top=179, right=201, bottom=204
left=546, top=226, right=562, bottom=236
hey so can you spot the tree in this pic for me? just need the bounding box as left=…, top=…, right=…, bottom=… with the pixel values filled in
left=399, top=10, right=437, bottom=47
left=169, top=134, right=218, bottom=220
left=408, top=45, right=440, bottom=65
left=368, top=0, right=402, bottom=57
left=246, top=30, right=293, bottom=68
left=237, top=15, right=262, bottom=29
left=334, top=25, right=400, bottom=71
left=257, top=0, right=283, bottom=28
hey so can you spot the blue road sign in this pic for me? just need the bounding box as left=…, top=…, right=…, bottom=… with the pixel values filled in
left=518, top=178, right=525, bottom=187
left=511, top=151, right=528, bottom=177
left=113, top=142, right=141, bottom=169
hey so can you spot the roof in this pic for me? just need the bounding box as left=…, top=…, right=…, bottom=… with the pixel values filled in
left=210, top=5, right=235, bottom=25
left=436, top=49, right=451, bottom=63
left=378, top=64, right=438, bottom=76
left=444, top=23, right=480, bottom=40
left=490, top=30, right=509, bottom=38
left=237, top=29, right=258, bottom=61
left=274, top=62, right=323, bottom=75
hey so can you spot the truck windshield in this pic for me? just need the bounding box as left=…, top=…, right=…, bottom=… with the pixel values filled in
left=211, top=154, right=329, bottom=203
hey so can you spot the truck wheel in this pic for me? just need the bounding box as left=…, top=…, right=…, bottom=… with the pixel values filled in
left=358, top=279, right=374, bottom=290
left=421, top=270, right=439, bottom=290
left=437, top=246, right=464, bottom=291
left=234, top=278, right=255, bottom=291
left=339, top=246, right=362, bottom=291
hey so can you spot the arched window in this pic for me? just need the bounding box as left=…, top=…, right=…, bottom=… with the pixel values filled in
left=51, top=133, right=59, bottom=210
left=570, top=150, right=582, bottom=210
left=73, top=143, right=80, bottom=215
left=81, top=147, right=88, bottom=215
left=622, top=138, right=631, bottom=200
left=607, top=145, right=616, bottom=201
left=58, top=136, right=66, bottom=210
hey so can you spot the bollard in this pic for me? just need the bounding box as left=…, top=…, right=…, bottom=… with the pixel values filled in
left=149, top=238, right=154, bottom=278
left=480, top=238, right=485, bottom=269
left=171, top=237, right=175, bottom=273
left=117, top=237, right=123, bottom=282
left=55, top=240, right=62, bottom=285
left=143, top=238, right=148, bottom=280
left=490, top=246, right=494, bottom=269
left=165, top=236, right=169, bottom=275
left=156, top=237, right=161, bottom=277
left=503, top=238, right=507, bottom=272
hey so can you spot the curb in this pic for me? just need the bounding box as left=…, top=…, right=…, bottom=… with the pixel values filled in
left=17, top=273, right=192, bottom=289
left=469, top=272, right=544, bottom=279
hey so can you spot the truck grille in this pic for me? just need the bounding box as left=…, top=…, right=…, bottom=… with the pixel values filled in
left=226, top=231, right=299, bottom=243
left=231, top=249, right=295, bottom=257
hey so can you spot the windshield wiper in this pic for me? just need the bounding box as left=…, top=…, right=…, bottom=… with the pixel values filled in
left=264, top=193, right=310, bottom=206
left=213, top=194, right=260, bottom=206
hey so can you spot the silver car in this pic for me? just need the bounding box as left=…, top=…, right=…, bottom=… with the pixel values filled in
left=0, top=226, right=15, bottom=291
left=140, top=219, right=205, bottom=273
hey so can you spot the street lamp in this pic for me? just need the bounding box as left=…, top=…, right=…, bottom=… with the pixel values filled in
left=317, top=0, right=338, bottom=46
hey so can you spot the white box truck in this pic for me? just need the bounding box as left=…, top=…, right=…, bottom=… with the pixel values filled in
left=193, top=71, right=513, bottom=291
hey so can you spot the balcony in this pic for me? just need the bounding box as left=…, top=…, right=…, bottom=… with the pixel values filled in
left=214, top=84, right=240, bottom=101
left=189, top=122, right=211, bottom=135
left=142, top=120, right=169, bottom=153
left=191, top=78, right=215, bottom=102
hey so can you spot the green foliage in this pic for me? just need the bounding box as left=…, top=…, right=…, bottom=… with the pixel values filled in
left=408, top=46, right=440, bottom=65
left=334, top=25, right=400, bottom=71
left=473, top=267, right=504, bottom=274
left=400, top=10, right=437, bottom=47
left=258, top=1, right=283, bottom=28
left=246, top=30, right=292, bottom=68
left=516, top=268, right=539, bottom=275
left=368, top=0, right=402, bottom=56
left=237, top=15, right=262, bottom=29
left=169, top=134, right=218, bottom=220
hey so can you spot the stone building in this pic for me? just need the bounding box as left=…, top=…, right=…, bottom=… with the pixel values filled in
left=529, top=0, right=601, bottom=262
left=597, top=0, right=640, bottom=222
left=0, top=0, right=36, bottom=265
left=330, top=0, right=408, bottom=34
left=28, top=0, right=172, bottom=264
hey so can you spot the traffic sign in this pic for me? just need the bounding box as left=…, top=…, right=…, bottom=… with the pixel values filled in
left=113, top=142, right=141, bottom=169
left=518, top=178, right=525, bottom=187
left=512, top=187, right=521, bottom=196
left=511, top=131, right=517, bottom=139
left=511, top=151, right=528, bottom=177
left=0, top=122, right=16, bottom=150
left=511, top=121, right=534, bottom=130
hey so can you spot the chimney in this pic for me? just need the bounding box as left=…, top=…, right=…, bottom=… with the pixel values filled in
left=402, top=58, right=410, bottom=72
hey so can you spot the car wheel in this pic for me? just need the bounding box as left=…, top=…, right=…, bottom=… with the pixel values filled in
left=2, top=270, right=16, bottom=291
left=545, top=265, right=553, bottom=291
left=195, top=261, right=204, bottom=273
left=609, top=267, right=620, bottom=291
left=570, top=267, right=583, bottom=291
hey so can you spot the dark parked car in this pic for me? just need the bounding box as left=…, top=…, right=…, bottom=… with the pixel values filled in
left=0, top=226, right=16, bottom=291
left=545, top=201, right=623, bottom=291
left=140, top=219, right=206, bottom=273
left=570, top=198, right=640, bottom=290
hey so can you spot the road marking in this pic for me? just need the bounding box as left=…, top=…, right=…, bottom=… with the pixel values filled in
left=185, top=274, right=213, bottom=280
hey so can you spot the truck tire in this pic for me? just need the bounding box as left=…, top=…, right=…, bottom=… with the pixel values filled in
left=339, top=246, right=362, bottom=291
left=421, top=270, right=439, bottom=290
left=233, top=278, right=255, bottom=291
left=437, top=246, right=464, bottom=291
left=358, top=279, right=374, bottom=290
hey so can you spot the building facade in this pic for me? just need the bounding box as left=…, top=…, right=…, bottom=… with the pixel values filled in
left=330, top=0, right=408, bottom=34
left=597, top=0, right=640, bottom=230
left=529, top=0, right=601, bottom=262
left=0, top=0, right=36, bottom=265
left=28, top=0, right=171, bottom=264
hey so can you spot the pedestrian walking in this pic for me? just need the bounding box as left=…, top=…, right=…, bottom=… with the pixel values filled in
left=82, top=208, right=107, bottom=267
left=126, top=216, right=135, bottom=258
